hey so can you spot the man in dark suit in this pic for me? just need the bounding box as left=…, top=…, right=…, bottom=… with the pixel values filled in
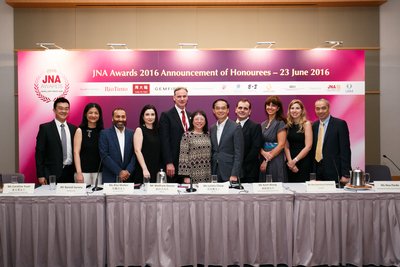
left=35, top=97, right=77, bottom=184
left=235, top=99, right=262, bottom=183
left=210, top=99, right=244, bottom=182
left=312, top=98, right=351, bottom=185
left=99, top=108, right=135, bottom=183
left=159, top=87, right=190, bottom=183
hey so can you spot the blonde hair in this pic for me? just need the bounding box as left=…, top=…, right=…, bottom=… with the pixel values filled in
left=286, top=99, right=308, bottom=133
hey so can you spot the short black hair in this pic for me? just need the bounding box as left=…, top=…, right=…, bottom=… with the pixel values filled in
left=53, top=97, right=70, bottom=110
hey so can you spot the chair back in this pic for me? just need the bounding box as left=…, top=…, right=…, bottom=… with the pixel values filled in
left=0, top=173, right=25, bottom=183
left=365, top=165, right=392, bottom=181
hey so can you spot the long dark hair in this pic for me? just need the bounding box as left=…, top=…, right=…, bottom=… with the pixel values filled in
left=265, top=95, right=286, bottom=123
left=188, top=110, right=209, bottom=134
left=79, top=103, right=104, bottom=130
left=139, top=104, right=159, bottom=130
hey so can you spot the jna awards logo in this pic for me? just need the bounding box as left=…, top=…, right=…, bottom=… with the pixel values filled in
left=34, top=69, right=70, bottom=103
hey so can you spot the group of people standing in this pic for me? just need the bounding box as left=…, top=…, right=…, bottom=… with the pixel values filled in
left=35, top=87, right=352, bottom=186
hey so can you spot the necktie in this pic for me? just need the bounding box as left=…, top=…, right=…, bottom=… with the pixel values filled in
left=61, top=124, right=67, bottom=162
left=315, top=122, right=324, bottom=162
left=181, top=110, right=188, bottom=132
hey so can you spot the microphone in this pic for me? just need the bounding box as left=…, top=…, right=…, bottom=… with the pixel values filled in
left=332, top=157, right=342, bottom=188
left=92, top=156, right=104, bottom=191
left=186, top=176, right=197, bottom=193
left=383, top=154, right=400, bottom=172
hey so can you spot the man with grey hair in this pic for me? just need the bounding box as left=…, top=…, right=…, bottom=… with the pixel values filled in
left=159, top=87, right=190, bottom=183
left=312, top=98, right=351, bottom=185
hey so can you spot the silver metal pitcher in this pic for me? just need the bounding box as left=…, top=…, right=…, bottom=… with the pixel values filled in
left=349, top=167, right=370, bottom=186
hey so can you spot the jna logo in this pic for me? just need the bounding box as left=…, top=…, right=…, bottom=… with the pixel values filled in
left=34, top=70, right=70, bottom=103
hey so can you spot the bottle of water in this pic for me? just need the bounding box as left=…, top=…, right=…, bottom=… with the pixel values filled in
left=156, top=169, right=167, bottom=183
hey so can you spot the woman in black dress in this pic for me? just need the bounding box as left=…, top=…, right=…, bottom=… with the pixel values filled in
left=284, top=99, right=313, bottom=182
left=132, top=104, right=161, bottom=184
left=74, top=103, right=104, bottom=185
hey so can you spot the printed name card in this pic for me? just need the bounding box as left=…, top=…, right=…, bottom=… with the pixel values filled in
left=103, top=183, right=135, bottom=195
left=197, top=183, right=230, bottom=194
left=3, top=183, right=35, bottom=194
left=56, top=183, right=87, bottom=195
left=374, top=181, right=400, bottom=191
left=147, top=183, right=178, bottom=194
left=306, top=181, right=337, bottom=192
left=253, top=182, right=284, bottom=193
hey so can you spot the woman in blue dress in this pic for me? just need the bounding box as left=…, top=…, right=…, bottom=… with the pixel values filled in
left=260, top=96, right=287, bottom=182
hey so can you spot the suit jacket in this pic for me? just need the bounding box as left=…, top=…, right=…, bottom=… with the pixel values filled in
left=159, top=107, right=190, bottom=181
left=35, top=120, right=77, bottom=179
left=241, top=119, right=262, bottom=183
left=99, top=126, right=136, bottom=183
left=210, top=119, right=244, bottom=182
left=312, top=116, right=351, bottom=180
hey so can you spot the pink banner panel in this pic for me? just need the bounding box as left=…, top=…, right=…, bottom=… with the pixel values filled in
left=18, top=50, right=365, bottom=183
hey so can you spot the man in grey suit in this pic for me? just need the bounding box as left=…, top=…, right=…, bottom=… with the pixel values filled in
left=210, top=99, right=244, bottom=182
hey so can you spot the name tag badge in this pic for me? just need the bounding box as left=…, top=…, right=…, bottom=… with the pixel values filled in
left=147, top=183, right=178, bottom=194
left=253, top=182, right=284, bottom=193
left=374, top=181, right=400, bottom=191
left=56, top=183, right=86, bottom=195
left=2, top=183, right=35, bottom=194
left=103, top=183, right=135, bottom=195
left=306, top=180, right=337, bottom=192
left=197, top=183, right=230, bottom=194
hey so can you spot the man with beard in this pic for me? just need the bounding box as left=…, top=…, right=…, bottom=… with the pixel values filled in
left=99, top=108, right=135, bottom=183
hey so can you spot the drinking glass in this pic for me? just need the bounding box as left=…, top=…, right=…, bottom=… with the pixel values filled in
left=265, top=174, right=273, bottom=183
left=309, top=173, right=317, bottom=181
left=211, top=175, right=218, bottom=183
left=11, top=175, right=19, bottom=184
left=143, top=176, right=150, bottom=191
left=49, top=175, right=57, bottom=190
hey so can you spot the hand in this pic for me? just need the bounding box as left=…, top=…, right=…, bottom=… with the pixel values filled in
left=229, top=176, right=238, bottom=182
left=260, top=160, right=268, bottom=172
left=291, top=165, right=299, bottom=173
left=143, top=170, right=151, bottom=179
left=119, top=170, right=130, bottom=181
left=76, top=173, right=84, bottom=183
left=340, top=176, right=350, bottom=185
left=38, top=177, right=47, bottom=185
left=166, top=163, right=175, bottom=177
left=287, top=159, right=296, bottom=169
left=183, top=177, right=191, bottom=184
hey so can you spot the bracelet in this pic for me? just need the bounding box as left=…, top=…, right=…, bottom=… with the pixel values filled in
left=294, top=157, right=298, bottom=162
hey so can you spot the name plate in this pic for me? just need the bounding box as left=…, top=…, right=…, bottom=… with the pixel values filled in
left=197, top=183, right=230, bottom=194
left=104, top=183, right=135, bottom=194
left=3, top=183, right=35, bottom=194
left=147, top=183, right=178, bottom=194
left=253, top=182, right=284, bottom=193
left=306, top=181, right=337, bottom=192
left=56, top=183, right=86, bottom=195
left=374, top=181, right=400, bottom=191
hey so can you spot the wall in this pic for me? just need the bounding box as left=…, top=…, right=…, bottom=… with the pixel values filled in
left=0, top=1, right=15, bottom=173
left=380, top=0, right=400, bottom=175
left=6, top=5, right=385, bottom=173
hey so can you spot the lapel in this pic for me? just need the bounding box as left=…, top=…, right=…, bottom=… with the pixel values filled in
left=219, top=119, right=232, bottom=147
left=324, top=117, right=334, bottom=142
left=172, top=108, right=184, bottom=131
left=123, top=129, right=131, bottom=163
left=51, top=120, right=62, bottom=147
left=111, top=127, right=123, bottom=163
left=210, top=124, right=218, bottom=147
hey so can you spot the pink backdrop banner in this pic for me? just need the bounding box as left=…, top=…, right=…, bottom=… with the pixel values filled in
left=18, top=50, right=365, bottom=183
